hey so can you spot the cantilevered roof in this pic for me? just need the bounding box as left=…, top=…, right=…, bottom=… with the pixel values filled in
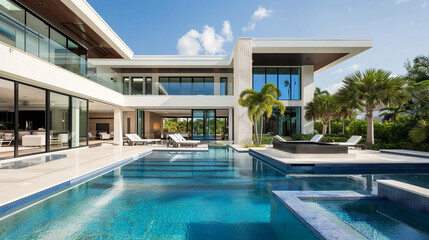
left=17, top=0, right=133, bottom=59
left=251, top=38, right=373, bottom=73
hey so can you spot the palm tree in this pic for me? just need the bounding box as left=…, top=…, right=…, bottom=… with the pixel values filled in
left=405, top=54, right=429, bottom=83
left=239, top=83, right=285, bottom=145
left=336, top=105, right=355, bottom=135
left=409, top=120, right=429, bottom=143
left=336, top=69, right=409, bottom=145
left=379, top=106, right=406, bottom=125
left=304, top=94, right=337, bottom=135
left=314, top=87, right=330, bottom=96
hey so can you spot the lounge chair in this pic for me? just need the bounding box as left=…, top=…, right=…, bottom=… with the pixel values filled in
left=88, top=132, right=96, bottom=140
left=0, top=133, right=14, bottom=146
left=131, top=134, right=161, bottom=145
left=336, top=135, right=362, bottom=146
left=125, top=134, right=146, bottom=146
left=169, top=134, right=199, bottom=147
left=174, top=133, right=200, bottom=144
left=271, top=134, right=323, bottom=145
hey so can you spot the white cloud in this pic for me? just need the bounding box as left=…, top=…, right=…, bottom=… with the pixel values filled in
left=332, top=68, right=343, bottom=74
left=327, top=82, right=345, bottom=94
left=395, top=0, right=409, bottom=4
left=242, top=6, right=273, bottom=32
left=177, top=20, right=233, bottom=55
left=177, top=29, right=202, bottom=55
left=423, top=1, right=427, bottom=8
left=347, top=64, right=360, bottom=71
left=348, top=7, right=352, bottom=13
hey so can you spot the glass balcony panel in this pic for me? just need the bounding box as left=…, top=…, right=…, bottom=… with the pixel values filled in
left=0, top=0, right=25, bottom=51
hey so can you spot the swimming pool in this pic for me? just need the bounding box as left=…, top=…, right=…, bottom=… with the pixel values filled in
left=0, top=147, right=428, bottom=239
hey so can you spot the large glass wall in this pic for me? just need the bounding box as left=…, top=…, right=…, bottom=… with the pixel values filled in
left=0, top=79, right=15, bottom=159
left=262, top=107, right=301, bottom=136
left=131, top=77, right=143, bottom=95
left=192, top=110, right=215, bottom=140
left=0, top=0, right=87, bottom=76
left=49, top=92, right=70, bottom=151
left=71, top=97, right=87, bottom=147
left=253, top=68, right=301, bottom=100
left=18, top=84, right=46, bottom=156
left=0, top=77, right=88, bottom=159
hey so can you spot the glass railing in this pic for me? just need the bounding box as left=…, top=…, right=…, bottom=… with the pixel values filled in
left=122, top=81, right=233, bottom=96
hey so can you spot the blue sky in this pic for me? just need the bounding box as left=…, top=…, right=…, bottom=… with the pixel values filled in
left=88, top=0, right=429, bottom=93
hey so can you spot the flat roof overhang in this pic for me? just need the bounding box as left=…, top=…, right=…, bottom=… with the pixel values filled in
left=16, top=0, right=133, bottom=59
left=251, top=38, right=373, bottom=73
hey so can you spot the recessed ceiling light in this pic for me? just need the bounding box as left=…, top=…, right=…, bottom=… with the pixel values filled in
left=37, top=2, right=46, bottom=6
left=306, top=57, right=310, bottom=60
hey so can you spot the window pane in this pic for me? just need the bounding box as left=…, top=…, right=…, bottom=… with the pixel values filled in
left=145, top=77, right=152, bottom=95
left=204, top=77, right=214, bottom=95
left=266, top=68, right=277, bottom=89
left=169, top=77, right=180, bottom=95
left=220, top=77, right=227, bottom=95
left=131, top=77, right=143, bottom=95
left=181, top=77, right=192, bottom=95
left=291, top=68, right=301, bottom=100
left=123, top=77, right=130, bottom=95
left=49, top=92, right=69, bottom=151
left=25, top=12, right=49, bottom=61
left=49, top=28, right=67, bottom=68
left=18, top=84, right=46, bottom=156
left=253, top=68, right=265, bottom=92
left=278, top=68, right=291, bottom=100
left=71, top=97, right=87, bottom=147
left=159, top=77, right=169, bottom=95
left=193, top=77, right=204, bottom=95
left=0, top=0, right=25, bottom=50
left=0, top=79, right=15, bottom=159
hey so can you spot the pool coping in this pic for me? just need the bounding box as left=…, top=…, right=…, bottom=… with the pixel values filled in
left=272, top=190, right=381, bottom=240
left=0, top=149, right=153, bottom=217
left=380, top=149, right=429, bottom=159
left=250, top=148, right=429, bottom=173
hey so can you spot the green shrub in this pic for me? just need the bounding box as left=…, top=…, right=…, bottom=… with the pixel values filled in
left=260, top=134, right=291, bottom=144
left=291, top=134, right=314, bottom=140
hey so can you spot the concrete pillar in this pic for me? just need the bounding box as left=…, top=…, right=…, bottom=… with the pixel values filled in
left=228, top=108, right=233, bottom=141
left=301, top=65, right=315, bottom=134
left=114, top=106, right=123, bottom=146
left=233, top=38, right=253, bottom=144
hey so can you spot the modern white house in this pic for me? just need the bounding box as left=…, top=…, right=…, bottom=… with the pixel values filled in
left=0, top=0, right=372, bottom=160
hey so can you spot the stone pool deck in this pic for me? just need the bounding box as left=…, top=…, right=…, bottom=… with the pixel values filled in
left=250, top=148, right=429, bottom=173
left=0, top=144, right=209, bottom=216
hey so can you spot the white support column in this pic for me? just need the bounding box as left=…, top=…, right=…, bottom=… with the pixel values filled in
left=72, top=103, right=80, bottom=147
left=228, top=108, right=233, bottom=141
left=301, top=65, right=315, bottom=134
left=233, top=38, right=253, bottom=144
left=114, top=106, right=123, bottom=146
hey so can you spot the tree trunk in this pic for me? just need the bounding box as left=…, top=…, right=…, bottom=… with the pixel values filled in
left=328, top=119, right=331, bottom=134
left=366, top=108, right=374, bottom=145
left=322, top=123, right=327, bottom=136
left=253, top=116, right=259, bottom=144
left=260, top=115, right=264, bottom=145
left=342, top=119, right=345, bottom=135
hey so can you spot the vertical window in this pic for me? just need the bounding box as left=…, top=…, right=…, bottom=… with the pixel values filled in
left=25, top=12, right=49, bottom=61
left=145, top=77, right=152, bottom=95
left=204, top=77, right=214, bottom=95
left=266, top=68, right=277, bottom=87
left=123, top=77, right=130, bottom=95
left=181, top=77, right=192, bottom=95
left=193, top=77, right=204, bottom=95
left=278, top=68, right=291, bottom=100
left=18, top=84, right=46, bottom=156
left=169, top=77, right=180, bottom=95
left=49, top=92, right=70, bottom=151
left=253, top=68, right=265, bottom=93
left=291, top=68, right=301, bottom=100
left=220, top=77, right=227, bottom=95
left=49, top=28, right=67, bottom=68
left=0, top=79, right=15, bottom=160
left=0, top=0, right=25, bottom=50
left=131, top=77, right=143, bottom=95
left=159, top=77, right=169, bottom=95
left=71, top=97, right=87, bottom=147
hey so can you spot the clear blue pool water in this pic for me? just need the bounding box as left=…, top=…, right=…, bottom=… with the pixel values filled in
left=313, top=200, right=429, bottom=240
left=0, top=147, right=428, bottom=239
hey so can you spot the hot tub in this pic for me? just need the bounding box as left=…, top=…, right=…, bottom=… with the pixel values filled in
left=273, top=141, right=348, bottom=154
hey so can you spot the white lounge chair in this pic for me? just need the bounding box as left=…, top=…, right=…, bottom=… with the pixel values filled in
left=336, top=135, right=362, bottom=146
left=309, top=134, right=323, bottom=142
left=131, top=134, right=161, bottom=145
left=271, top=134, right=323, bottom=145
left=174, top=133, right=200, bottom=144
left=0, top=133, right=14, bottom=146
left=125, top=134, right=145, bottom=146
left=169, top=134, right=199, bottom=147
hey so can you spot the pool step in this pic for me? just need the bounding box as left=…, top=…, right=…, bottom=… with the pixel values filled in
left=115, top=170, right=237, bottom=178
left=125, top=162, right=230, bottom=167
left=121, top=165, right=231, bottom=171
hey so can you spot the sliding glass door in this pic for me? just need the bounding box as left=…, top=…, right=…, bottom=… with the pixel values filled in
left=192, top=110, right=215, bottom=140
